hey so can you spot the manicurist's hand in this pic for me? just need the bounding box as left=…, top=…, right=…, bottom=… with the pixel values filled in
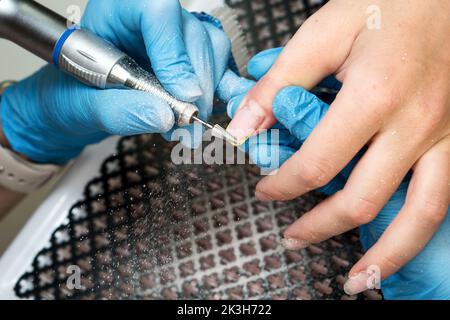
left=227, top=0, right=450, bottom=290
left=0, top=0, right=232, bottom=164
left=227, top=48, right=450, bottom=299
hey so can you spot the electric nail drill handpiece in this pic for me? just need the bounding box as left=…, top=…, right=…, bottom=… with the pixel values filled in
left=0, top=0, right=238, bottom=144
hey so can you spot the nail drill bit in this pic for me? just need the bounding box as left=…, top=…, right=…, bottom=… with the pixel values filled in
left=192, top=116, right=240, bottom=146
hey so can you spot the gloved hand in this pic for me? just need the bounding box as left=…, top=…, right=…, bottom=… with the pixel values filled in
left=227, top=48, right=450, bottom=300
left=0, top=0, right=231, bottom=164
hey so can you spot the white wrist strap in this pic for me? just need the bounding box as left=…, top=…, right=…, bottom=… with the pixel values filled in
left=0, top=144, right=61, bottom=193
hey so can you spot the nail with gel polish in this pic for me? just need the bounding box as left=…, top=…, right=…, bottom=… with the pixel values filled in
left=255, top=190, right=274, bottom=202
left=281, top=238, right=310, bottom=250
left=343, top=272, right=371, bottom=295
left=226, top=100, right=265, bottom=144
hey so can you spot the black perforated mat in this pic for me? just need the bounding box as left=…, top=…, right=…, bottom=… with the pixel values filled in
left=14, top=122, right=381, bottom=300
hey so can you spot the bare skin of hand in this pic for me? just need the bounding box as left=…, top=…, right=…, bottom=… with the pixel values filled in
left=227, top=0, right=450, bottom=286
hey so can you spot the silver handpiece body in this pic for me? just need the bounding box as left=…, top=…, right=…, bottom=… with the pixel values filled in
left=0, top=0, right=198, bottom=125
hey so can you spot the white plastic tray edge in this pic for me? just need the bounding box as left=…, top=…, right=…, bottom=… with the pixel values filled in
left=0, top=137, right=119, bottom=299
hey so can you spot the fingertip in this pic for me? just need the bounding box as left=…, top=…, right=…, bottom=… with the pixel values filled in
left=343, top=271, right=372, bottom=296
left=154, top=104, right=176, bottom=133
left=132, top=90, right=177, bottom=132
left=226, top=99, right=266, bottom=143
left=255, top=176, right=281, bottom=202
left=105, top=90, right=176, bottom=135
left=255, top=190, right=275, bottom=202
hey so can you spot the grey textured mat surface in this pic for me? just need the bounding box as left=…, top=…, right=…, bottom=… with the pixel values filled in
left=15, top=131, right=380, bottom=300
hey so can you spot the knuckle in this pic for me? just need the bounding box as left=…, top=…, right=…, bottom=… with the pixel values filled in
left=297, top=157, right=334, bottom=190
left=380, top=253, right=403, bottom=271
left=346, top=85, right=397, bottom=127
left=349, top=73, right=401, bottom=115
left=417, top=101, right=448, bottom=135
left=366, top=87, right=397, bottom=114
left=346, top=196, right=380, bottom=225
left=417, top=198, right=449, bottom=228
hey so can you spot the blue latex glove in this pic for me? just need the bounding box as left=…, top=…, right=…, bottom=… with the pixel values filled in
left=0, top=0, right=231, bottom=164
left=227, top=47, right=450, bottom=299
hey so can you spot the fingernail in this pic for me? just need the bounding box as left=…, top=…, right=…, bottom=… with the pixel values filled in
left=226, top=100, right=265, bottom=144
left=281, top=238, right=310, bottom=250
left=343, top=272, right=370, bottom=295
left=255, top=190, right=273, bottom=202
